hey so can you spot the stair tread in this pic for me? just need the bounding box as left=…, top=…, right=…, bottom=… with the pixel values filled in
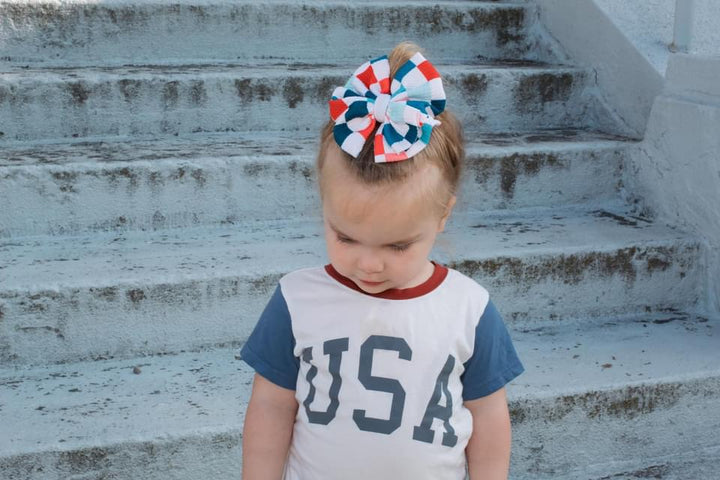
left=510, top=314, right=719, bottom=398
left=0, top=130, right=634, bottom=168
left=1, top=312, right=716, bottom=454
left=0, top=206, right=692, bottom=292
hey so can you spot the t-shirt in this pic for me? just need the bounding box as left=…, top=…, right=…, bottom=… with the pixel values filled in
left=240, top=263, right=524, bottom=480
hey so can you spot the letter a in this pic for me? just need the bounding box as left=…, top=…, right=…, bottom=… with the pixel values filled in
left=413, top=354, right=458, bottom=447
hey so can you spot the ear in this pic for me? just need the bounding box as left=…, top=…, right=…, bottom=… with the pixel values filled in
left=437, top=195, right=457, bottom=232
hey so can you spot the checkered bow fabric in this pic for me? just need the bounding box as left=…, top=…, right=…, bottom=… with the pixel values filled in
left=329, top=53, right=446, bottom=163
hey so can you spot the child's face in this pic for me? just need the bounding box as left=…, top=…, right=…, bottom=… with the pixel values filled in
left=321, top=153, right=453, bottom=294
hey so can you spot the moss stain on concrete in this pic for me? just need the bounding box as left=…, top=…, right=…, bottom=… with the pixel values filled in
left=118, top=79, right=142, bottom=103
left=91, top=287, right=118, bottom=302
left=514, top=73, right=576, bottom=112
left=189, top=80, right=208, bottom=106
left=67, top=82, right=91, bottom=106
left=57, top=447, right=110, bottom=474
left=467, top=152, right=565, bottom=198
left=511, top=382, right=685, bottom=426
left=234, top=79, right=277, bottom=104
left=127, top=289, right=145, bottom=305
left=451, top=247, right=651, bottom=286
left=162, top=81, right=180, bottom=109
left=283, top=78, right=304, bottom=109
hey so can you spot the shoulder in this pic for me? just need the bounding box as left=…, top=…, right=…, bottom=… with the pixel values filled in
left=442, top=266, right=490, bottom=309
left=278, top=265, right=346, bottom=309
left=444, top=266, right=488, bottom=292
left=279, top=265, right=329, bottom=289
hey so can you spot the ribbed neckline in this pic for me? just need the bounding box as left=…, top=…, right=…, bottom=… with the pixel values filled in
left=324, top=262, right=448, bottom=300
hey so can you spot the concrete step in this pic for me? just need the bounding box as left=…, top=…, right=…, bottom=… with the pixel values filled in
left=0, top=1, right=554, bottom=68
left=0, top=63, right=620, bottom=142
left=0, top=130, right=633, bottom=238
left=1, top=314, right=717, bottom=479
left=510, top=315, right=720, bottom=479
left=0, top=207, right=702, bottom=366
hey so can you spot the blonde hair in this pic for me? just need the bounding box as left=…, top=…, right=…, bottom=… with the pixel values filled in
left=317, top=42, right=465, bottom=213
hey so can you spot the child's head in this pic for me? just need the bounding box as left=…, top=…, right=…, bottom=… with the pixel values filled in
left=316, top=42, right=465, bottom=293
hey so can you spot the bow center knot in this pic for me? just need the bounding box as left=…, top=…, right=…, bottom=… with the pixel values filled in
left=373, top=93, right=392, bottom=124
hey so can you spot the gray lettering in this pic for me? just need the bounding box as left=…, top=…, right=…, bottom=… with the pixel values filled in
left=353, top=335, right=412, bottom=435
left=302, top=337, right=350, bottom=425
left=413, top=354, right=458, bottom=447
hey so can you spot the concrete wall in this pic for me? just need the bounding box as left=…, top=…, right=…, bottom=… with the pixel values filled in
left=538, top=1, right=720, bottom=316
left=625, top=54, right=720, bottom=316
left=687, top=0, right=720, bottom=57
left=590, top=0, right=719, bottom=72
left=536, top=0, right=663, bottom=138
left=537, top=0, right=719, bottom=136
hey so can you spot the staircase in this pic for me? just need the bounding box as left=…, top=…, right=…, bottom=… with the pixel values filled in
left=1, top=1, right=718, bottom=478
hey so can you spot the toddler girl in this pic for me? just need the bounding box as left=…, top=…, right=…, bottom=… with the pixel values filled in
left=240, top=42, right=524, bottom=480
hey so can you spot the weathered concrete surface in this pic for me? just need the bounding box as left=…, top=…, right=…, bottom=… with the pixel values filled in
left=0, top=63, right=619, bottom=141
left=687, top=0, right=720, bottom=57
left=460, top=132, right=630, bottom=214
left=0, top=349, right=250, bottom=479
left=510, top=316, right=720, bottom=479
left=595, top=0, right=720, bottom=71
left=0, top=208, right=701, bottom=366
left=538, top=0, right=720, bottom=139
left=625, top=54, right=720, bottom=318
left=0, top=1, right=552, bottom=67
left=0, top=131, right=631, bottom=237
left=537, top=0, right=663, bottom=137
left=0, top=0, right=713, bottom=477
left=592, top=0, right=676, bottom=75
left=583, top=448, right=720, bottom=480
left=1, top=315, right=717, bottom=479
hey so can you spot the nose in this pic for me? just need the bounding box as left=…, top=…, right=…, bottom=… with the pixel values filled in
left=357, top=249, right=383, bottom=274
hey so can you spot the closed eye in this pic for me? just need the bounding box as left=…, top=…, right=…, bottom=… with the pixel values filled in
left=388, top=243, right=411, bottom=252
left=336, top=235, right=355, bottom=245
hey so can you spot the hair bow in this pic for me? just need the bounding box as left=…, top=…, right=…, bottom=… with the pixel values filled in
left=329, top=52, right=446, bottom=163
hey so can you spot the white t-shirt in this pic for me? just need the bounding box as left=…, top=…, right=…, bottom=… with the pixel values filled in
left=241, top=263, right=524, bottom=480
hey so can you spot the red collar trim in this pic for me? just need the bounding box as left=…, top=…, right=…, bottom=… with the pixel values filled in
left=324, top=262, right=448, bottom=300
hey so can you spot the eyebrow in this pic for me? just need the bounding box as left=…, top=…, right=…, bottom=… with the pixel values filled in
left=329, top=222, right=422, bottom=246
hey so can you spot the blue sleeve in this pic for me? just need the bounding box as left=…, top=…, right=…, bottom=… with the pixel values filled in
left=461, top=300, right=524, bottom=400
left=240, top=285, right=299, bottom=390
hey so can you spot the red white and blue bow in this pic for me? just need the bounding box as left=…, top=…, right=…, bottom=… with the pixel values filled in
left=329, top=53, right=446, bottom=163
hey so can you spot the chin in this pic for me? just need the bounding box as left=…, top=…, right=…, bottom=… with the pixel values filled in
left=357, top=281, right=390, bottom=293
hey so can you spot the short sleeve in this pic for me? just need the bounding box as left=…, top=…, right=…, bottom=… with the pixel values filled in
left=240, top=285, right=299, bottom=390
left=460, top=300, right=524, bottom=400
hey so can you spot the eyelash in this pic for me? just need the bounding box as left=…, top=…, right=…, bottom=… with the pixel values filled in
left=336, top=235, right=410, bottom=252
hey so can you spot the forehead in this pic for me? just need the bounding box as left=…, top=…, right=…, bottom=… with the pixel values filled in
left=320, top=144, right=444, bottom=211
left=322, top=157, right=442, bottom=239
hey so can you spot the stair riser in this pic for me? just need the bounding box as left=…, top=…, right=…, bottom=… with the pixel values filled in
left=460, top=146, right=625, bottom=213
left=451, top=242, right=702, bottom=323
left=0, top=432, right=243, bottom=480
left=0, top=146, right=626, bottom=238
left=0, top=69, right=592, bottom=142
left=0, top=243, right=701, bottom=366
left=0, top=3, right=543, bottom=67
left=511, top=377, right=720, bottom=479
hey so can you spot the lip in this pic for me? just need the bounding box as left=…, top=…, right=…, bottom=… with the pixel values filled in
left=358, top=279, right=385, bottom=287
